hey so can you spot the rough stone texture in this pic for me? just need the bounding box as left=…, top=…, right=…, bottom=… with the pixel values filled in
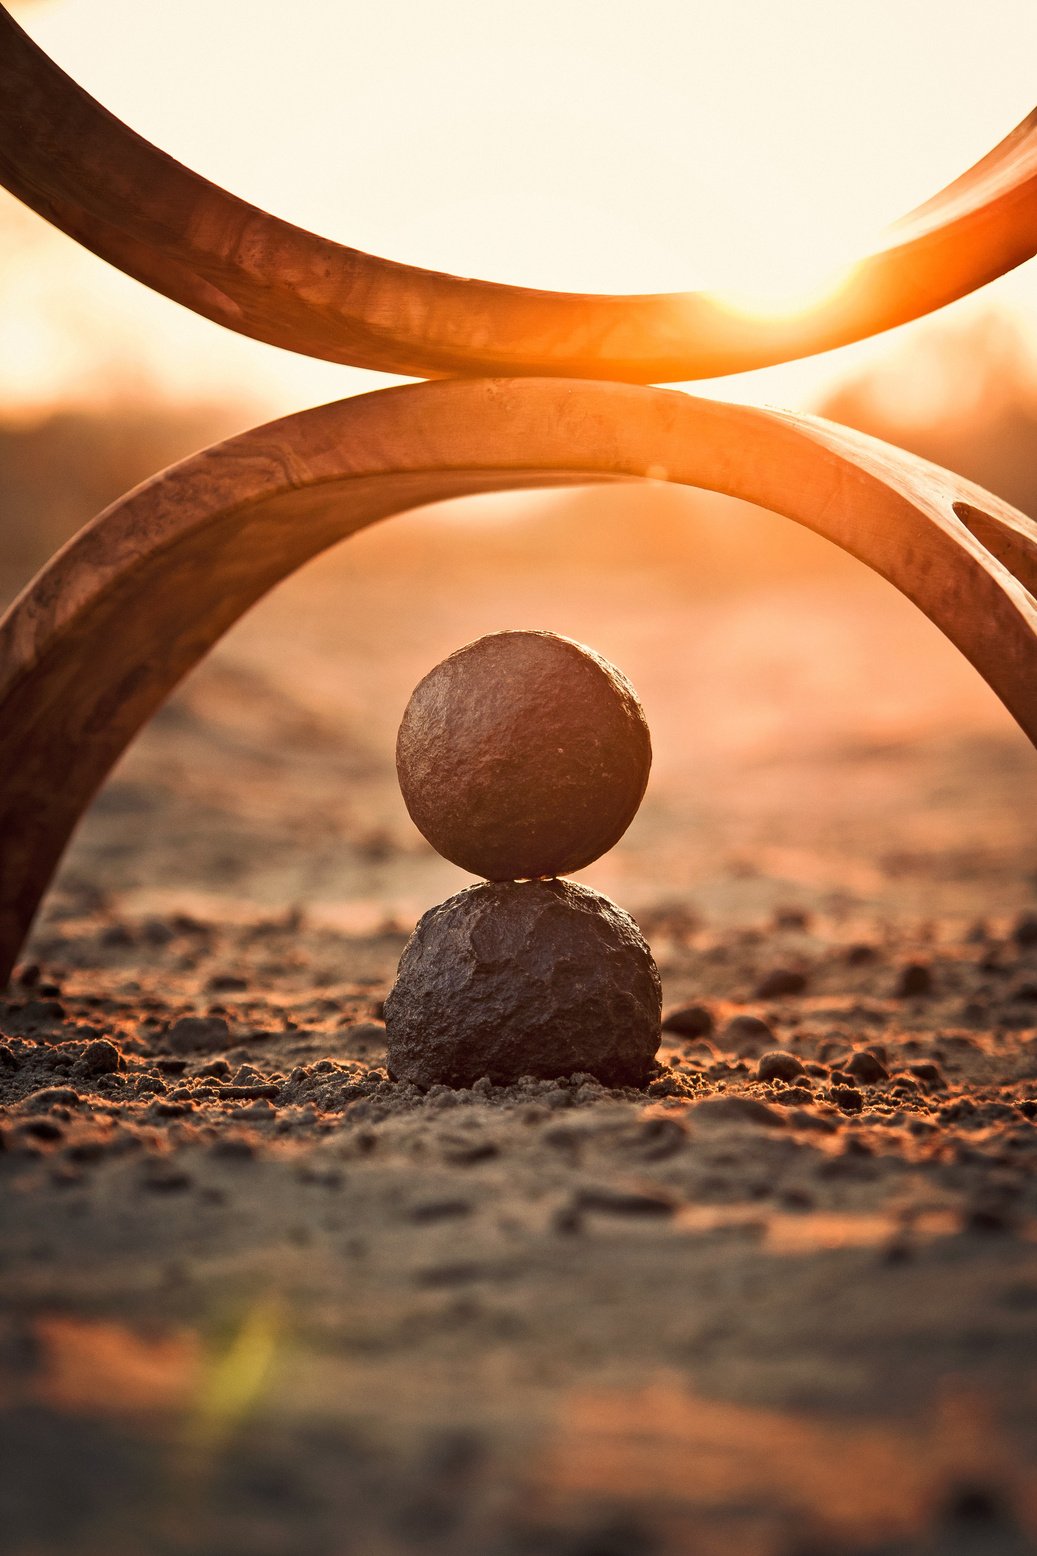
left=395, top=630, right=652, bottom=881
left=756, top=1049, right=805, bottom=1082
left=384, top=878, right=661, bottom=1088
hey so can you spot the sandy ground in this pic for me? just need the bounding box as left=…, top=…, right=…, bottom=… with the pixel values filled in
left=2, top=484, right=1037, bottom=1555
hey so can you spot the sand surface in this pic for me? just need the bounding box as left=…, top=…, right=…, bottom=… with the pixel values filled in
left=2, top=485, right=1036, bottom=1555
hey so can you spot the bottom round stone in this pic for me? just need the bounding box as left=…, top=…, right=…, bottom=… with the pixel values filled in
left=384, top=878, right=661, bottom=1089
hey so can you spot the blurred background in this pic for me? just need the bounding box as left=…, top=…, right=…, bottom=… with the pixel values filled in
left=2, top=0, right=1036, bottom=936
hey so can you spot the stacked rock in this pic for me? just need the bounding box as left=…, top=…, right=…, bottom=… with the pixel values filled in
left=384, top=630, right=662, bottom=1089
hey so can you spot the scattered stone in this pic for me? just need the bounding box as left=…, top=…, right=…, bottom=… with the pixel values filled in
left=65, top=1138, right=108, bottom=1164
left=440, top=1136, right=500, bottom=1165
left=965, top=1201, right=1014, bottom=1234
left=238, top=1099, right=277, bottom=1120
left=612, top=1117, right=688, bottom=1161
left=395, top=630, right=652, bottom=880
left=894, top=962, right=934, bottom=998
left=194, top=1058, right=231, bottom=1079
left=207, top=973, right=248, bottom=992
left=165, top=1015, right=231, bottom=1053
left=756, top=1050, right=805, bottom=1083
left=142, top=1165, right=192, bottom=1192
left=73, top=1039, right=123, bottom=1077
left=408, top=1198, right=473, bottom=1223
left=754, top=968, right=808, bottom=998
left=691, top=1096, right=786, bottom=1128
left=718, top=1015, right=775, bottom=1056
left=770, top=1086, right=814, bottom=1106
left=339, top=1020, right=387, bottom=1054
left=576, top=1184, right=677, bottom=1216
left=385, top=879, right=661, bottom=1089
left=210, top=1135, right=256, bottom=1160
left=101, top=923, right=134, bottom=948
left=20, top=1117, right=64, bottom=1141
left=23, top=1087, right=81, bottom=1109
left=772, top=905, right=811, bottom=931
left=786, top=1107, right=838, bottom=1133
left=847, top=1049, right=889, bottom=1083
left=1011, top=910, right=1037, bottom=947
left=829, top=1085, right=864, bottom=1112
left=661, top=1003, right=715, bottom=1038
left=8, top=1000, right=65, bottom=1030
left=214, top=1084, right=280, bottom=1100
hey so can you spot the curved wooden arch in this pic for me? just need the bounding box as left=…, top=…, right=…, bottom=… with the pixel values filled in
left=2, top=5, right=1036, bottom=383
left=1, top=377, right=1035, bottom=982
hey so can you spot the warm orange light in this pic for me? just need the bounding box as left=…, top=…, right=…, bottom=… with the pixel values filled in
left=2, top=0, right=1036, bottom=416
left=707, top=244, right=859, bottom=326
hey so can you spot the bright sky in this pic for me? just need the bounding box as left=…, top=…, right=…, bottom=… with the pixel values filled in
left=2, top=0, right=1037, bottom=418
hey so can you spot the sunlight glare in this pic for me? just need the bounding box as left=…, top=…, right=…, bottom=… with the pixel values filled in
left=707, top=236, right=859, bottom=325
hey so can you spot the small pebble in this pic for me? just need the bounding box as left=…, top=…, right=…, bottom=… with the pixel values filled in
left=754, top=968, right=808, bottom=999
left=756, top=1050, right=805, bottom=1082
left=772, top=906, right=811, bottom=931
left=692, top=1095, right=786, bottom=1128
left=165, top=1015, right=231, bottom=1054
left=73, top=1039, right=122, bottom=1077
left=10, top=1000, right=65, bottom=1029
left=847, top=1049, right=888, bottom=1083
left=718, top=1015, right=775, bottom=1056
left=893, top=962, right=934, bottom=998
left=1011, top=910, right=1037, bottom=947
left=20, top=1118, right=64, bottom=1141
left=661, top=1003, right=715, bottom=1038
left=829, top=1085, right=864, bottom=1112
left=24, top=1087, right=81, bottom=1109
left=576, top=1184, right=677, bottom=1216
left=207, top=973, right=248, bottom=992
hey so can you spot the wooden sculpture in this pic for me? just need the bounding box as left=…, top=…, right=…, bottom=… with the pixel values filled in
left=0, top=6, right=1034, bottom=984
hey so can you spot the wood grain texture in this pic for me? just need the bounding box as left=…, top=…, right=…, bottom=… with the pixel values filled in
left=2, top=6, right=1035, bottom=382
left=1, top=377, right=1034, bottom=982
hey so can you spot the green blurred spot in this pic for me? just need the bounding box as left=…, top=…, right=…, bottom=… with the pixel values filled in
left=190, top=1299, right=280, bottom=1447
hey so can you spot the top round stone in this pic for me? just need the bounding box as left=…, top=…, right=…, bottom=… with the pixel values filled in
left=396, top=630, right=652, bottom=881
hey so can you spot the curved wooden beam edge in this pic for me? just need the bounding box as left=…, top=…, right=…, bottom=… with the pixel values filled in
left=1, top=377, right=1034, bottom=983
left=1, top=5, right=1035, bottom=382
